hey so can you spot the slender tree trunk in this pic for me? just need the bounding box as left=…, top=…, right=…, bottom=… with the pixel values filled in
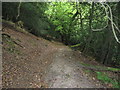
left=16, top=1, right=22, bottom=20
left=83, top=2, right=94, bottom=53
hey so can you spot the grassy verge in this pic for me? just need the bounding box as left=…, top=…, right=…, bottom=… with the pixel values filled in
left=84, top=69, right=119, bottom=88
left=82, top=62, right=120, bottom=88
left=96, top=71, right=120, bottom=88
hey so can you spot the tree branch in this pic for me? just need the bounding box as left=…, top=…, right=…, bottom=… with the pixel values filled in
left=105, top=3, right=120, bottom=44
left=91, top=3, right=109, bottom=31
left=91, top=3, right=120, bottom=44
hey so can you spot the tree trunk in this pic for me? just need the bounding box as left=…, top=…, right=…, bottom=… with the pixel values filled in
left=83, top=2, right=94, bottom=53
left=102, top=21, right=112, bottom=65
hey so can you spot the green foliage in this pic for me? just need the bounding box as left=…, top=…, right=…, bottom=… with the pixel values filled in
left=45, top=2, right=77, bottom=44
left=2, top=2, right=50, bottom=36
left=2, top=3, right=18, bottom=21
left=96, top=72, right=119, bottom=88
left=2, top=2, right=120, bottom=66
left=45, top=2, right=120, bottom=66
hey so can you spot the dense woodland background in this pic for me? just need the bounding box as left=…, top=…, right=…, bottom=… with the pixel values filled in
left=2, top=2, right=120, bottom=68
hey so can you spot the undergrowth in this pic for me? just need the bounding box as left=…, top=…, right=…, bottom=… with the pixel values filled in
left=81, top=62, right=120, bottom=88
left=96, top=71, right=120, bottom=88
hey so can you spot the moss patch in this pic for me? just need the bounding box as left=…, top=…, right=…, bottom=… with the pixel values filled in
left=3, top=34, right=21, bottom=55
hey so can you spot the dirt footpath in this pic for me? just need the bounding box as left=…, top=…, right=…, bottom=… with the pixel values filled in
left=2, top=25, right=106, bottom=88
left=44, top=48, right=104, bottom=88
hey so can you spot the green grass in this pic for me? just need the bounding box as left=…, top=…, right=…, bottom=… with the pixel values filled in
left=107, top=67, right=120, bottom=72
left=81, top=62, right=120, bottom=88
left=96, top=71, right=120, bottom=88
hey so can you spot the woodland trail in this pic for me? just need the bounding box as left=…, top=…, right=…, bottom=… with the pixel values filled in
left=2, top=25, right=107, bottom=88
left=43, top=47, right=104, bottom=88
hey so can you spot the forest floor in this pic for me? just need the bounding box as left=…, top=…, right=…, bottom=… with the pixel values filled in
left=2, top=24, right=119, bottom=88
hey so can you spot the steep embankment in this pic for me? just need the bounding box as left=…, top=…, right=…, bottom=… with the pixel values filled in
left=2, top=23, right=119, bottom=88
left=2, top=24, right=58, bottom=88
